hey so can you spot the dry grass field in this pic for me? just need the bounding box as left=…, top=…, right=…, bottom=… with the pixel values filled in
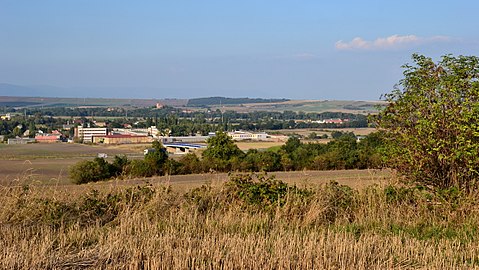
left=1, top=172, right=479, bottom=269
left=270, top=127, right=376, bottom=137
left=0, top=143, right=140, bottom=185
left=2, top=143, right=479, bottom=268
left=1, top=142, right=288, bottom=185
left=0, top=143, right=137, bottom=160
left=235, top=141, right=285, bottom=151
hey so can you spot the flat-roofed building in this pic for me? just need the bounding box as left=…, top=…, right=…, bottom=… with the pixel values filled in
left=35, top=134, right=61, bottom=143
left=93, top=134, right=153, bottom=144
left=75, top=126, right=108, bottom=143
left=8, top=137, right=36, bottom=144
left=228, top=131, right=270, bottom=141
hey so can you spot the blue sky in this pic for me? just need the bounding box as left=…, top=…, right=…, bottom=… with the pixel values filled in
left=1, top=1, right=478, bottom=100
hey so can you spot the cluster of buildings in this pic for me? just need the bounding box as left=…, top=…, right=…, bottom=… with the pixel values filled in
left=295, top=118, right=350, bottom=124
left=75, top=126, right=153, bottom=144
left=227, top=131, right=269, bottom=141
left=72, top=126, right=278, bottom=144
left=7, top=130, right=64, bottom=144
left=5, top=123, right=280, bottom=146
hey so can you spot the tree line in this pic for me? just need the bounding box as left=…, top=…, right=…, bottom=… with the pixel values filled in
left=70, top=131, right=384, bottom=184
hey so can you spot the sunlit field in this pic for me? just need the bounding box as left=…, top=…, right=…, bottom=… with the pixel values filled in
left=1, top=142, right=478, bottom=269
left=1, top=172, right=478, bottom=269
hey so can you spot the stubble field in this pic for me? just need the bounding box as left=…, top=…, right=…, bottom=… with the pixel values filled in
left=2, top=142, right=479, bottom=269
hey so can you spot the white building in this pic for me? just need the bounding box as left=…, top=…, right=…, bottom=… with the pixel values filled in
left=227, top=131, right=270, bottom=141
left=75, top=126, right=108, bottom=143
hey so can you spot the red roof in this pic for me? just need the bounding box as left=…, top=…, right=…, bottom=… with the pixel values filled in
left=35, top=135, right=61, bottom=140
left=104, top=134, right=148, bottom=139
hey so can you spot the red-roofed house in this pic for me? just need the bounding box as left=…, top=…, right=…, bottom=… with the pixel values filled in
left=35, top=134, right=61, bottom=143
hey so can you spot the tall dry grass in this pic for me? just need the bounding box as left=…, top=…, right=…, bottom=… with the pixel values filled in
left=1, top=174, right=479, bottom=269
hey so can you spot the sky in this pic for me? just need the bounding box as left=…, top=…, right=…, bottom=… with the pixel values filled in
left=0, top=1, right=478, bottom=100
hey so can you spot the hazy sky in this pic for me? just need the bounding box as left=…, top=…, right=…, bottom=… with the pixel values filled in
left=1, top=1, right=478, bottom=100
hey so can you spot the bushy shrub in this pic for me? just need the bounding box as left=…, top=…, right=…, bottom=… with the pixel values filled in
left=225, top=173, right=311, bottom=209
left=110, top=155, right=130, bottom=177
left=125, top=159, right=156, bottom=178
left=69, top=157, right=112, bottom=184
left=177, top=153, right=204, bottom=174
left=321, top=181, right=356, bottom=223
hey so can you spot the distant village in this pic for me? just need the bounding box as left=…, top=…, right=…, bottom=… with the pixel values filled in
left=2, top=110, right=293, bottom=147
left=0, top=105, right=360, bottom=150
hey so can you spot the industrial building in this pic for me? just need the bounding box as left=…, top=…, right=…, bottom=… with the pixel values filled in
left=93, top=134, right=153, bottom=144
left=75, top=127, right=108, bottom=143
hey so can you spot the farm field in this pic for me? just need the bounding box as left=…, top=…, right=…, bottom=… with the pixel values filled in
left=207, top=99, right=383, bottom=114
left=0, top=143, right=138, bottom=160
left=235, top=141, right=285, bottom=151
left=50, top=169, right=390, bottom=195
left=0, top=95, right=383, bottom=113
left=0, top=141, right=286, bottom=185
left=0, top=143, right=141, bottom=184
left=270, top=127, right=376, bottom=137
left=0, top=141, right=388, bottom=189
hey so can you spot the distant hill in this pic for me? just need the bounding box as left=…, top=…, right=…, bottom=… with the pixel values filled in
left=0, top=96, right=188, bottom=108
left=0, top=94, right=383, bottom=114
left=187, top=97, right=290, bottom=106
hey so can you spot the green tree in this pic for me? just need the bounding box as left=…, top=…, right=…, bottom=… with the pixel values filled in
left=28, top=121, right=36, bottom=138
left=126, top=159, right=156, bottom=178
left=12, top=126, right=22, bottom=137
left=69, top=158, right=112, bottom=184
left=376, top=54, right=479, bottom=191
left=308, top=132, right=318, bottom=140
left=202, top=131, right=243, bottom=171
left=110, top=155, right=130, bottom=177
left=178, top=153, right=203, bottom=174
left=144, top=140, right=168, bottom=175
left=282, top=136, right=301, bottom=154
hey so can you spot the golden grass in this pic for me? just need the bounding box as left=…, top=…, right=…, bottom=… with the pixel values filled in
left=1, top=173, right=479, bottom=269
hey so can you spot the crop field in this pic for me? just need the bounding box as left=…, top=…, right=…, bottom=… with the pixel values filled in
left=207, top=99, right=383, bottom=114
left=0, top=141, right=388, bottom=189
left=235, top=141, right=285, bottom=151
left=0, top=143, right=137, bottom=160
left=270, top=127, right=376, bottom=137
left=0, top=143, right=141, bottom=185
